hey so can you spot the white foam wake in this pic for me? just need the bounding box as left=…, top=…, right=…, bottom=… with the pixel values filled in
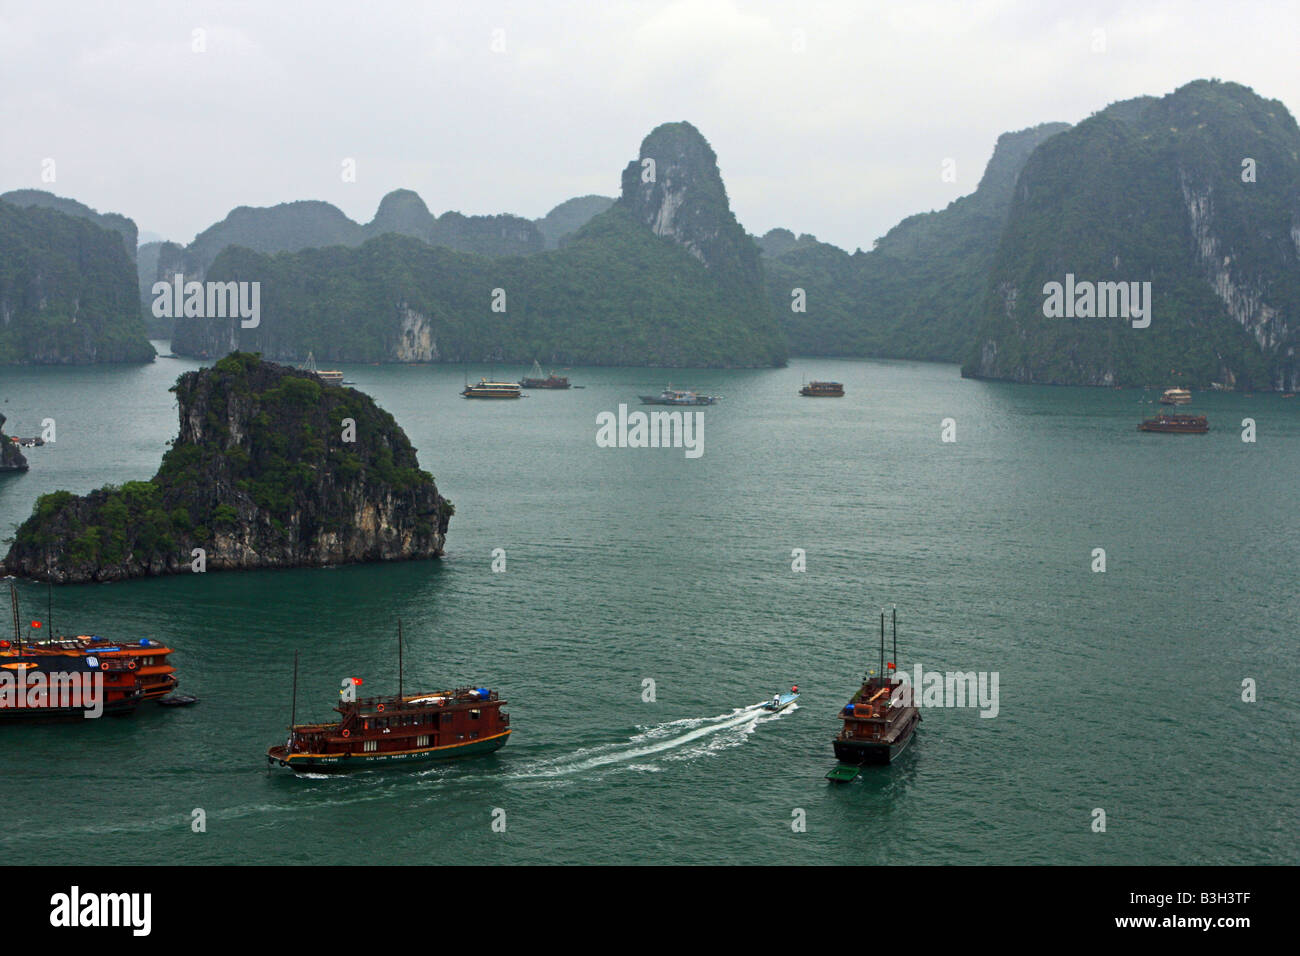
left=506, top=701, right=795, bottom=780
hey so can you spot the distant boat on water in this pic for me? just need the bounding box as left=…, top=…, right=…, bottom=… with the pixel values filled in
left=799, top=380, right=844, bottom=397
left=1159, top=387, right=1192, bottom=405
left=638, top=386, right=718, bottom=406
left=1139, top=412, right=1208, bottom=433
left=462, top=378, right=523, bottom=399
left=519, top=360, right=571, bottom=390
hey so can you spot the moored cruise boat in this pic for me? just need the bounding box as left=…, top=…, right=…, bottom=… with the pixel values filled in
left=18, top=635, right=178, bottom=701
left=638, top=387, right=718, bottom=406
left=1159, top=387, right=1192, bottom=405
left=1, top=583, right=177, bottom=716
left=828, top=607, right=920, bottom=774
left=462, top=379, right=523, bottom=399
left=1138, top=412, right=1208, bottom=434
left=0, top=652, right=143, bottom=720
left=799, top=380, right=844, bottom=397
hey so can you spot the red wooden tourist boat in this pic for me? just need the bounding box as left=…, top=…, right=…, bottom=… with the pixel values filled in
left=267, top=626, right=510, bottom=773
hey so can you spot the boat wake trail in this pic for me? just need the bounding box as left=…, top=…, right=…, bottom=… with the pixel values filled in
left=505, top=701, right=796, bottom=782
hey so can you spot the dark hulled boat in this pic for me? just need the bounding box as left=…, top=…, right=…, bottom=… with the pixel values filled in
left=1139, top=412, right=1208, bottom=434
left=799, top=381, right=844, bottom=397
left=267, top=626, right=510, bottom=773
left=830, top=607, right=920, bottom=769
left=519, top=360, right=571, bottom=390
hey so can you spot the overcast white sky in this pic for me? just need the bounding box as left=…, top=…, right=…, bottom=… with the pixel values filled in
left=2, top=0, right=1297, bottom=251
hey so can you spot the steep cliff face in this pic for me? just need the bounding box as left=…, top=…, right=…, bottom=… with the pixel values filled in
left=966, top=80, right=1300, bottom=389
left=619, top=121, right=765, bottom=293
left=0, top=415, right=29, bottom=473
left=2, top=352, right=452, bottom=582
left=0, top=202, right=155, bottom=365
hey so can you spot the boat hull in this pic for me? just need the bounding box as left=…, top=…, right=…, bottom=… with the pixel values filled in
left=638, top=396, right=716, bottom=406
left=833, top=711, right=920, bottom=765
left=268, top=730, right=511, bottom=773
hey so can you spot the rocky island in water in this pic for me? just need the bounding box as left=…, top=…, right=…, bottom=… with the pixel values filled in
left=1, top=352, right=452, bottom=582
left=0, top=414, right=30, bottom=473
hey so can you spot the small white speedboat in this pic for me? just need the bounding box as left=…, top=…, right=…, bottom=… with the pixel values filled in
left=761, top=688, right=800, bottom=712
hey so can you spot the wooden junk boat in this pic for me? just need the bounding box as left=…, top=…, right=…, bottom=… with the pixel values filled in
left=267, top=626, right=510, bottom=773
left=519, top=360, right=571, bottom=390
left=1139, top=412, right=1208, bottom=434
left=1, top=583, right=179, bottom=719
left=826, top=607, right=920, bottom=780
left=799, top=381, right=845, bottom=397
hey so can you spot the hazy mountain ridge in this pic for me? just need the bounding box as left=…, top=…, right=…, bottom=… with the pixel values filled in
left=170, top=123, right=787, bottom=368
left=0, top=189, right=138, bottom=259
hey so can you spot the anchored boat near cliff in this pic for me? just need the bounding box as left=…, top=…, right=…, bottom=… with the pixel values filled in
left=300, top=352, right=344, bottom=386
left=799, top=381, right=844, bottom=397
left=827, top=607, right=920, bottom=780
left=267, top=624, right=510, bottom=773
left=1159, top=387, right=1192, bottom=405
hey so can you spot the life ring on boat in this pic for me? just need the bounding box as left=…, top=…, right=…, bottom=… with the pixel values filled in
left=342, top=729, right=351, bottom=738
left=100, top=662, right=110, bottom=670
left=377, top=703, right=385, bottom=712
left=127, top=660, right=138, bottom=670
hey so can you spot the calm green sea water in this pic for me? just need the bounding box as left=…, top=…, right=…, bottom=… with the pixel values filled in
left=1, top=348, right=1296, bottom=865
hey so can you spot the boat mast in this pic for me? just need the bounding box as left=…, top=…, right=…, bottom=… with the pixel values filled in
left=9, top=581, right=20, bottom=654
left=290, top=651, right=299, bottom=730
left=892, top=605, right=897, bottom=682
left=397, top=618, right=404, bottom=699
left=879, top=609, right=885, bottom=685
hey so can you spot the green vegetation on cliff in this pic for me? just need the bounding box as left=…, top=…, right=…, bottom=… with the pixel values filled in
left=763, top=122, right=1069, bottom=361
left=1, top=189, right=138, bottom=257
left=0, top=202, right=154, bottom=365
left=965, top=80, right=1300, bottom=389
left=3, top=353, right=451, bottom=582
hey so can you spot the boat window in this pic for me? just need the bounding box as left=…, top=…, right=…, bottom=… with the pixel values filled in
left=470, top=709, right=481, bottom=719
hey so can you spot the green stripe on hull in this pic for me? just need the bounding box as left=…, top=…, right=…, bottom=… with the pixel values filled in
left=278, top=733, right=509, bottom=774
